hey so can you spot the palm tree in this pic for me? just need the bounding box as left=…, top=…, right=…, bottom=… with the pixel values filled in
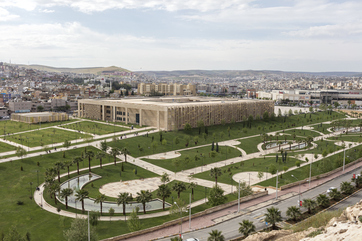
left=238, top=220, right=255, bottom=238
left=72, top=156, right=83, bottom=175
left=54, top=161, right=65, bottom=182
left=100, top=140, right=108, bottom=153
left=303, top=198, right=317, bottom=214
left=117, top=192, right=132, bottom=216
left=157, top=184, right=171, bottom=210
left=265, top=207, right=282, bottom=230
left=207, top=229, right=225, bottom=241
left=188, top=182, right=197, bottom=200
left=172, top=182, right=186, bottom=199
left=60, top=188, right=73, bottom=209
left=85, top=150, right=94, bottom=172
left=95, top=151, right=105, bottom=169
left=75, top=189, right=89, bottom=213
left=136, top=190, right=153, bottom=214
left=48, top=183, right=60, bottom=205
left=288, top=141, right=293, bottom=150
left=94, top=194, right=106, bottom=215
left=64, top=160, right=72, bottom=178
left=111, top=147, right=120, bottom=165
left=317, top=194, right=330, bottom=208
left=286, top=206, right=301, bottom=221
left=170, top=237, right=182, bottom=241
left=121, top=147, right=131, bottom=163
left=210, top=167, right=222, bottom=186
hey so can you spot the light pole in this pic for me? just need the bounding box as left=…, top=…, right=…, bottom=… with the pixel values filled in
left=343, top=149, right=346, bottom=172
left=291, top=174, right=301, bottom=206
left=309, top=153, right=313, bottom=188
left=238, top=180, right=240, bottom=213
left=248, top=173, right=251, bottom=186
left=174, top=202, right=182, bottom=239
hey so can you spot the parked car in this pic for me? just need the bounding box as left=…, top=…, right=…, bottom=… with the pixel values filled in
left=185, top=238, right=200, bottom=241
left=327, top=187, right=337, bottom=193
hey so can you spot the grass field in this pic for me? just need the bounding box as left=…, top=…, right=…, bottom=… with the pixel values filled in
left=193, top=157, right=303, bottom=186
left=236, top=136, right=263, bottom=154
left=0, top=119, right=76, bottom=134
left=142, top=145, right=241, bottom=172
left=108, top=111, right=346, bottom=159
left=283, top=129, right=322, bottom=138
left=61, top=121, right=129, bottom=135
left=257, top=145, right=362, bottom=187
left=0, top=141, right=17, bottom=153
left=6, top=128, right=91, bottom=147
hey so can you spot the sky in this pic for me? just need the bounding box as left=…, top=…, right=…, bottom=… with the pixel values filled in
left=1, top=0, right=362, bottom=72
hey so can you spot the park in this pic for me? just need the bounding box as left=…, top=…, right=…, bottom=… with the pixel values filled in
left=0, top=108, right=362, bottom=240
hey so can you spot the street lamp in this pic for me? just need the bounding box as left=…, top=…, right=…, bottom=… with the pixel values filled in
left=174, top=202, right=182, bottom=240
left=291, top=174, right=301, bottom=206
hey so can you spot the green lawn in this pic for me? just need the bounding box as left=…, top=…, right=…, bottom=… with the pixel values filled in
left=312, top=123, right=333, bottom=134
left=142, top=145, right=241, bottom=172
left=294, top=140, right=342, bottom=156
left=0, top=119, right=76, bottom=134
left=62, top=121, right=129, bottom=135
left=193, top=157, right=303, bottom=186
left=77, top=118, right=142, bottom=128
left=328, top=134, right=362, bottom=143
left=257, top=145, right=362, bottom=187
left=6, top=128, right=91, bottom=147
left=283, top=129, right=322, bottom=138
left=108, top=111, right=346, bottom=158
left=0, top=141, right=17, bottom=153
left=236, top=136, right=263, bottom=154
left=82, top=162, right=159, bottom=202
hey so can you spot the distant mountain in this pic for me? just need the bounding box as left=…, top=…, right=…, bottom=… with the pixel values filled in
left=15, top=64, right=130, bottom=75
left=137, top=70, right=362, bottom=78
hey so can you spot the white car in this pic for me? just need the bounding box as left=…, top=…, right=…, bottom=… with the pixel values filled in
left=185, top=239, right=200, bottom=241
left=327, top=187, right=337, bottom=193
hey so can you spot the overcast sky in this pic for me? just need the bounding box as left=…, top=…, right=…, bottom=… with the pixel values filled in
left=1, top=0, right=362, bottom=72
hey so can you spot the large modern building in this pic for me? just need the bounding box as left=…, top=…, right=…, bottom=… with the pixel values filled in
left=11, top=112, right=69, bottom=123
left=78, top=97, right=274, bottom=130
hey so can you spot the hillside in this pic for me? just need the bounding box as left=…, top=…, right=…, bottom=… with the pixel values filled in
left=16, top=64, right=130, bottom=75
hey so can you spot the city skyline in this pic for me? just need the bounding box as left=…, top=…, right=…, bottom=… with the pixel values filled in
left=1, top=0, right=362, bottom=72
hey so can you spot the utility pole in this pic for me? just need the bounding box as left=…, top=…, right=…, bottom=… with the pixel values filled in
left=276, top=170, right=278, bottom=200
left=238, top=180, right=240, bottom=213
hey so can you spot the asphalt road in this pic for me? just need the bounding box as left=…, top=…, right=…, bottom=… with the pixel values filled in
left=162, top=166, right=362, bottom=241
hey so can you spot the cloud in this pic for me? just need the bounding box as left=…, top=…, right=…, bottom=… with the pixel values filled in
left=0, top=7, right=19, bottom=21
left=39, top=9, right=55, bottom=13
left=286, top=22, right=362, bottom=37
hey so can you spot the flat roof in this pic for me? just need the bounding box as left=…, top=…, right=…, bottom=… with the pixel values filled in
left=13, top=112, right=59, bottom=117
left=79, top=97, right=266, bottom=107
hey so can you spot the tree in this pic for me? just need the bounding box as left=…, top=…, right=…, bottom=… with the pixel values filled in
left=88, top=211, right=100, bottom=226
left=317, top=194, right=330, bottom=208
left=257, top=171, right=264, bottom=181
left=238, top=181, right=253, bottom=197
left=95, top=151, right=105, bottom=169
left=100, top=140, right=108, bottom=153
left=85, top=150, right=94, bottom=172
left=197, top=120, right=204, bottom=134
left=303, top=198, right=317, bottom=214
left=172, top=181, right=186, bottom=199
left=117, top=192, right=132, bottom=216
left=73, top=156, right=83, bottom=175
left=207, top=229, right=225, bottom=241
left=63, top=140, right=71, bottom=149
left=48, top=183, right=60, bottom=205
left=64, top=160, right=72, bottom=178
left=3, top=226, right=30, bottom=241
left=184, top=123, right=192, bottom=131
left=208, top=185, right=227, bottom=207
left=151, top=141, right=158, bottom=154
left=37, top=105, right=44, bottom=112
left=60, top=188, right=73, bottom=209
left=238, top=220, right=255, bottom=238
left=94, top=194, right=106, bottom=215
left=160, top=172, right=170, bottom=184
left=110, top=147, right=120, bottom=165
left=263, top=111, right=269, bottom=121
left=128, top=207, right=142, bottom=232
left=328, top=188, right=342, bottom=201
left=75, top=189, right=89, bottom=213
left=136, top=190, right=153, bottom=214
left=188, top=182, right=197, bottom=200
left=286, top=206, right=301, bottom=221
left=170, top=237, right=182, bottom=241
left=121, top=147, right=131, bottom=163
left=16, top=146, right=27, bottom=160
left=269, top=164, right=277, bottom=175
left=157, top=184, right=171, bottom=210
left=54, top=161, right=65, bottom=182
left=265, top=207, right=282, bottom=230
left=340, top=181, right=354, bottom=195
left=210, top=167, right=222, bottom=186
left=64, top=218, right=98, bottom=241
